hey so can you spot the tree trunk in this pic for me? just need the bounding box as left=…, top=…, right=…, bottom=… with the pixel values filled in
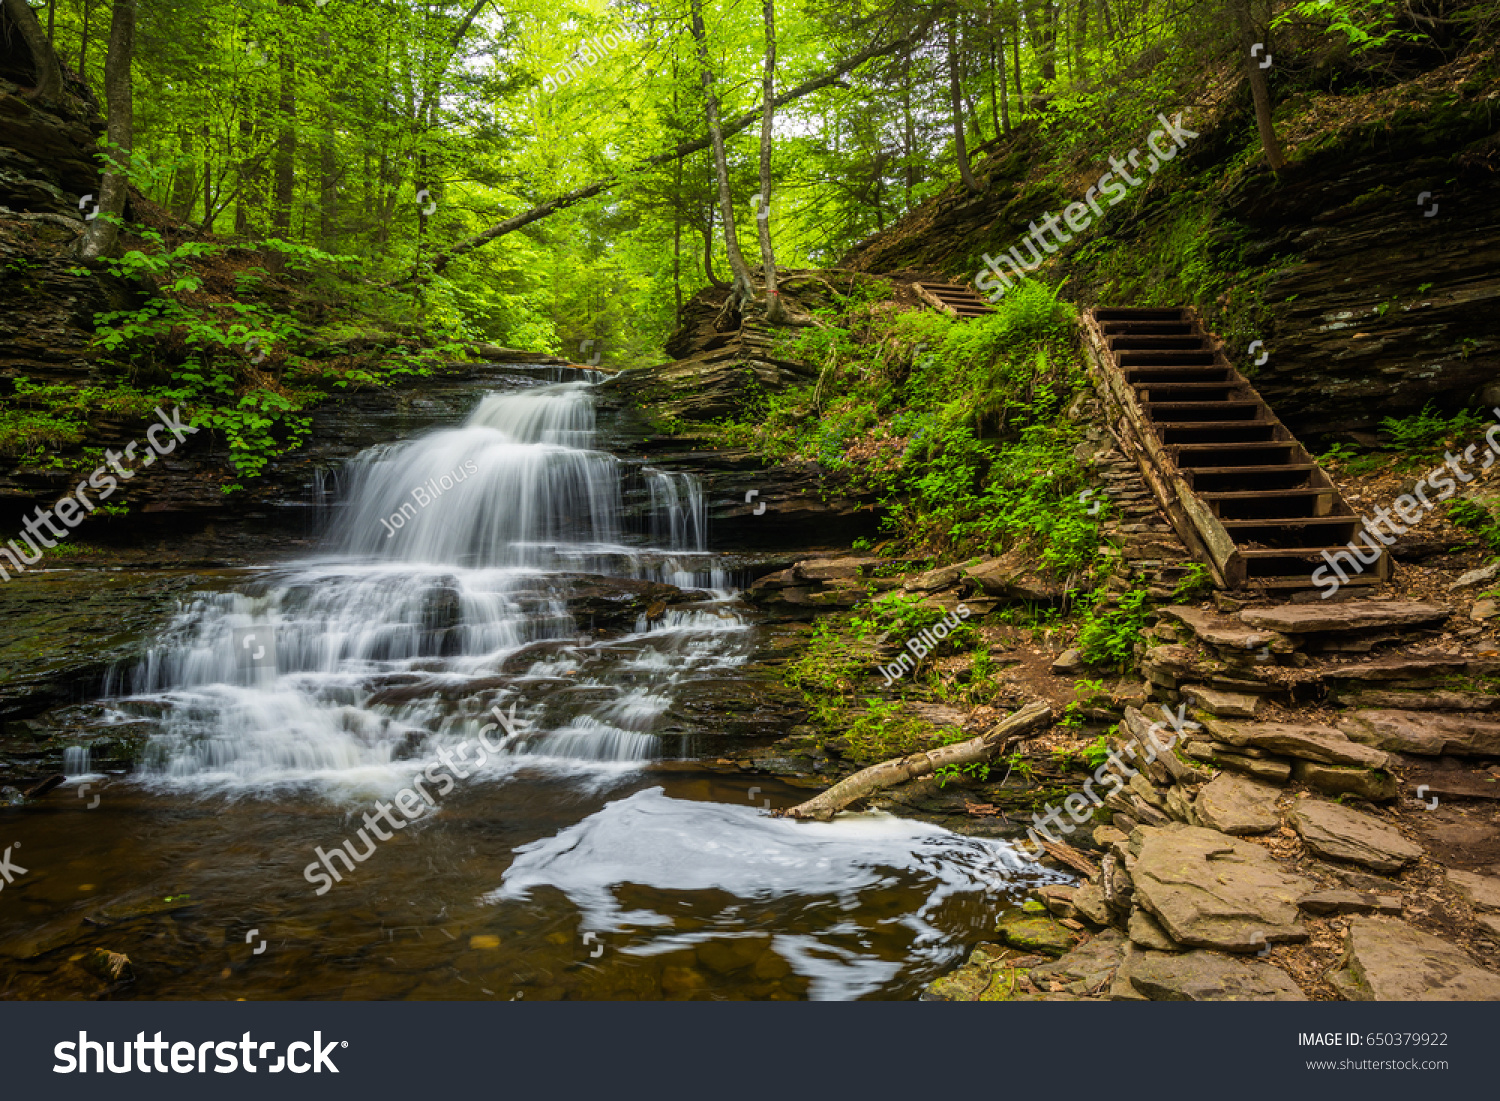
left=947, top=21, right=980, bottom=192
left=413, top=17, right=934, bottom=281
left=996, top=17, right=1010, bottom=133
left=78, top=0, right=134, bottom=259
left=1025, top=0, right=1056, bottom=84
left=169, top=126, right=197, bottom=218
left=689, top=0, right=755, bottom=314
left=782, top=701, right=1053, bottom=821
left=271, top=43, right=296, bottom=238
left=1073, top=0, right=1088, bottom=81
left=2, top=0, right=64, bottom=100
left=1011, top=19, right=1022, bottom=108
left=702, top=203, right=728, bottom=290
left=202, top=123, right=215, bottom=231
left=79, top=0, right=90, bottom=78
left=755, top=0, right=784, bottom=324
left=901, top=51, right=915, bottom=207
left=1231, top=0, right=1285, bottom=171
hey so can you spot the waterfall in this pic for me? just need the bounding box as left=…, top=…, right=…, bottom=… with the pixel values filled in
left=63, top=745, right=92, bottom=777
left=107, top=379, right=744, bottom=790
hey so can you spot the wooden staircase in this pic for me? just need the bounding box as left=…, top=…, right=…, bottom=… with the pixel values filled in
left=1080, top=306, right=1389, bottom=591
left=913, top=281, right=995, bottom=321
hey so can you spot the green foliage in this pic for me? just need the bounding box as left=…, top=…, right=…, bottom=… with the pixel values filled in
left=1171, top=563, right=1215, bottom=602
left=1076, top=587, right=1154, bottom=670
left=1083, top=734, right=1113, bottom=770
left=1447, top=499, right=1500, bottom=554
left=1316, top=440, right=1386, bottom=476
left=1273, top=0, right=1417, bottom=53
left=935, top=759, right=991, bottom=787
left=0, top=377, right=161, bottom=462
left=1379, top=403, right=1487, bottom=461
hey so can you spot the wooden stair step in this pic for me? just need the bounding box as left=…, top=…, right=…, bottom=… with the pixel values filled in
left=1116, top=355, right=1218, bottom=369
left=1094, top=308, right=1187, bottom=322
left=1109, top=337, right=1209, bottom=350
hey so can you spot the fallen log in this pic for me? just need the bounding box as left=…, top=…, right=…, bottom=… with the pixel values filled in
left=780, top=699, right=1053, bottom=821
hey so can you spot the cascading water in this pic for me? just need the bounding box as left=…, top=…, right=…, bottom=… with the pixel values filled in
left=35, top=369, right=1054, bottom=1001
left=104, top=378, right=747, bottom=789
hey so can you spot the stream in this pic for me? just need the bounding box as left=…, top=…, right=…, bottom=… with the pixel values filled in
left=2, top=370, right=1056, bottom=1000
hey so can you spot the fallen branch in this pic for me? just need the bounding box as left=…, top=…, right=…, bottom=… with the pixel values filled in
left=780, top=699, right=1053, bottom=821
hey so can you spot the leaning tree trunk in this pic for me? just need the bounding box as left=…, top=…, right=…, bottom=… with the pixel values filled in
left=782, top=700, right=1053, bottom=821
left=688, top=0, right=755, bottom=317
left=1231, top=0, right=1285, bottom=171
left=79, top=0, right=135, bottom=260
left=2, top=0, right=64, bottom=100
left=755, top=0, right=785, bottom=324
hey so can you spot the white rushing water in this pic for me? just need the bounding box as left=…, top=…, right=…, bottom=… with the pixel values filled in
left=104, top=379, right=749, bottom=791
left=491, top=787, right=1062, bottom=1000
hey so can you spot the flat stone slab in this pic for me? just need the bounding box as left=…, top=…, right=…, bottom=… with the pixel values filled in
left=1297, top=889, right=1403, bottom=917
left=1194, top=772, right=1281, bottom=835
left=1161, top=607, right=1290, bottom=652
left=1028, top=929, right=1127, bottom=992
left=1204, top=719, right=1391, bottom=769
left=1326, top=654, right=1500, bottom=682
left=1448, top=869, right=1500, bottom=912
left=1128, top=906, right=1183, bottom=952
left=1131, top=825, right=1312, bottom=952
left=1326, top=917, right=1500, bottom=1000
left=1338, top=710, right=1500, bottom=757
left=1290, top=799, right=1423, bottom=874
left=1127, top=948, right=1306, bottom=1001
left=1181, top=684, right=1263, bottom=718
left=1241, top=601, right=1450, bottom=634
left=792, top=556, right=882, bottom=581
left=1291, top=760, right=1398, bottom=803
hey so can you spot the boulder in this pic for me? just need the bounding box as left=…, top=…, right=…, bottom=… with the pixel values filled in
left=1180, top=684, right=1263, bottom=718
left=1241, top=601, right=1450, bottom=634
left=1127, top=949, right=1306, bottom=1001
left=1051, top=649, right=1085, bottom=675
left=1290, top=760, right=1398, bottom=803
left=1217, top=754, right=1293, bottom=784
left=1289, top=799, right=1423, bottom=874
left=1035, top=884, right=1080, bottom=920
left=994, top=911, right=1078, bottom=957
left=1326, top=917, right=1500, bottom=1000
left=1028, top=929, right=1127, bottom=992
left=1194, top=772, right=1282, bottom=835
left=1127, top=907, right=1183, bottom=952
left=1130, top=825, right=1313, bottom=952
left=1161, top=607, right=1291, bottom=653
left=1337, top=710, right=1500, bottom=757
left=1447, top=869, right=1500, bottom=912
left=1204, top=719, right=1391, bottom=769
left=794, top=556, right=881, bottom=582
left=1448, top=561, right=1500, bottom=591
left=903, top=563, right=964, bottom=592
left=1072, top=880, right=1112, bottom=926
